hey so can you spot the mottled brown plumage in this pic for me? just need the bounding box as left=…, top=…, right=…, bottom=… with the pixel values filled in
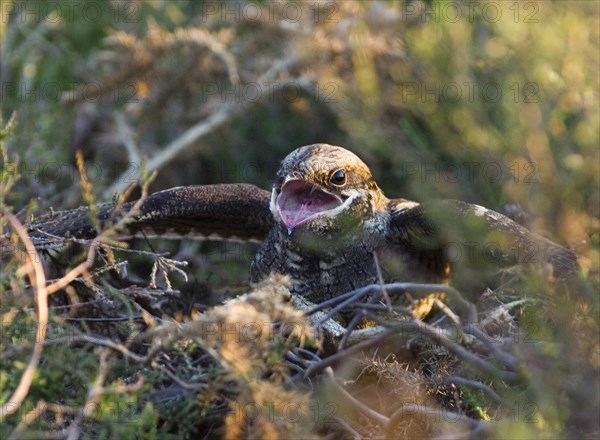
left=2, top=144, right=578, bottom=303
left=251, top=144, right=578, bottom=301
left=252, top=144, right=418, bottom=301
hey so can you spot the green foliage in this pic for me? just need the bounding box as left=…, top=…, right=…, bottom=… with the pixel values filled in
left=1, top=1, right=598, bottom=438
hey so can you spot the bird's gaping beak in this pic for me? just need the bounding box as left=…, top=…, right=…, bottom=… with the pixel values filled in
left=276, top=179, right=343, bottom=233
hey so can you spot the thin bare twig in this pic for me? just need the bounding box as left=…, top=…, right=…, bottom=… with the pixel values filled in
left=306, top=328, right=397, bottom=376
left=388, top=283, right=477, bottom=324
left=314, top=286, right=374, bottom=325
left=309, top=282, right=477, bottom=324
left=407, top=317, right=520, bottom=383
left=338, top=309, right=367, bottom=350
left=338, top=290, right=392, bottom=350
left=373, top=251, right=392, bottom=312
left=64, top=348, right=111, bottom=440
left=463, top=325, right=519, bottom=370
left=114, top=112, right=141, bottom=165
left=443, top=376, right=506, bottom=405
left=45, top=240, right=99, bottom=295
left=350, top=310, right=520, bottom=382
left=151, top=361, right=207, bottom=391
left=385, top=404, right=486, bottom=440
left=43, top=335, right=148, bottom=363
left=324, top=367, right=390, bottom=427
left=306, top=285, right=371, bottom=315
left=104, top=55, right=301, bottom=198
left=0, top=208, right=49, bottom=423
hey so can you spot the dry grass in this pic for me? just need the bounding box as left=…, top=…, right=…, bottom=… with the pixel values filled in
left=1, top=1, right=598, bottom=438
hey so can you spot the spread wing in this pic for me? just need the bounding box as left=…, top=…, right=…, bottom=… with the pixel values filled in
left=4, top=184, right=273, bottom=251
left=387, top=198, right=578, bottom=284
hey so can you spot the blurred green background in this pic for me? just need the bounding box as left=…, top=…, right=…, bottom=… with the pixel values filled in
left=1, top=1, right=598, bottom=438
left=2, top=1, right=597, bottom=258
left=2, top=0, right=598, bottom=288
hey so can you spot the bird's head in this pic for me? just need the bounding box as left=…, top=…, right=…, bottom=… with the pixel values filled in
left=271, top=144, right=387, bottom=250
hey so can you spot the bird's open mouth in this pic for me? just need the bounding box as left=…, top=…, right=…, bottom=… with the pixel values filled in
left=276, top=179, right=343, bottom=231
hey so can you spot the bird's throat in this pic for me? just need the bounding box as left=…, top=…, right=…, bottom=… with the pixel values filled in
left=276, top=179, right=343, bottom=232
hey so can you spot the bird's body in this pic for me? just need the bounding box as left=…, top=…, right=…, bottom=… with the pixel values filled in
left=250, top=144, right=446, bottom=301
left=3, top=144, right=578, bottom=303
left=252, top=219, right=384, bottom=300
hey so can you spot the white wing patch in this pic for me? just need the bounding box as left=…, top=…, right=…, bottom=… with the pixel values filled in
left=392, top=200, right=420, bottom=213
left=472, top=204, right=503, bottom=221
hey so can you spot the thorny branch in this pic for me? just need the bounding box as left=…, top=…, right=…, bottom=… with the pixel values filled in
left=1, top=220, right=553, bottom=438
left=1, top=188, right=551, bottom=437
left=293, top=277, right=527, bottom=436
left=308, top=282, right=477, bottom=324
left=307, top=281, right=520, bottom=379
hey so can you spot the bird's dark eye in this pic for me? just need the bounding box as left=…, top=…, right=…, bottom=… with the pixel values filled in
left=330, top=169, right=346, bottom=186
